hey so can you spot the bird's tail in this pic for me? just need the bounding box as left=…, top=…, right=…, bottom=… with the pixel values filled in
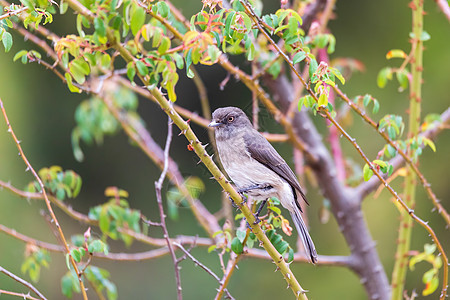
left=290, top=208, right=318, bottom=264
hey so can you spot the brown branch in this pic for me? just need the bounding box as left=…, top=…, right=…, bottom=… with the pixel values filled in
left=154, top=114, right=183, bottom=300
left=0, top=99, right=88, bottom=300
left=334, top=86, right=450, bottom=226
left=357, top=107, right=450, bottom=202
left=0, top=289, right=41, bottom=300
left=0, top=265, right=47, bottom=300
left=240, top=5, right=448, bottom=298
left=435, top=0, right=450, bottom=21
left=0, top=5, right=28, bottom=21
left=174, top=242, right=234, bottom=300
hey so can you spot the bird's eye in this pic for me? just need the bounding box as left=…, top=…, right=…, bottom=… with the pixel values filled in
left=227, top=116, right=235, bottom=123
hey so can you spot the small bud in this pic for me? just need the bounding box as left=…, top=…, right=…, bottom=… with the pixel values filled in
left=84, top=227, right=91, bottom=241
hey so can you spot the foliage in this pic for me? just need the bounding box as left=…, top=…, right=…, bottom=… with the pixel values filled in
left=0, top=0, right=448, bottom=299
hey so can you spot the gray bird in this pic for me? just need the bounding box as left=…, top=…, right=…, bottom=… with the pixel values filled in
left=209, top=106, right=318, bottom=264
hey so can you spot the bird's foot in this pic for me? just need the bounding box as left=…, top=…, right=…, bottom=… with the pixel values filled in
left=228, top=193, right=248, bottom=208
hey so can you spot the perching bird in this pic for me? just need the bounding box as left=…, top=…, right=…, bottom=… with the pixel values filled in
left=209, top=106, right=318, bottom=264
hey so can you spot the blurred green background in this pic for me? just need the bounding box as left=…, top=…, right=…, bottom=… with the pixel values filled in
left=0, top=0, right=449, bottom=299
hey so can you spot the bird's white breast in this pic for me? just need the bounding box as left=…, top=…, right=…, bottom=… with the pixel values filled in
left=216, top=134, right=294, bottom=209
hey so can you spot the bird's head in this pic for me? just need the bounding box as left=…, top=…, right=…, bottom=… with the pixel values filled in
left=209, top=107, right=252, bottom=140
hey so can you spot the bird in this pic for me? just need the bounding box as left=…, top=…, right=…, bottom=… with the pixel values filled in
left=209, top=106, right=318, bottom=264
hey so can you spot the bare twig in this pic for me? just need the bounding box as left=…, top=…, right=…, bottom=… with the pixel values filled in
left=435, top=0, right=450, bottom=21
left=357, top=107, right=450, bottom=198
left=0, top=265, right=47, bottom=300
left=154, top=114, right=183, bottom=300
left=0, top=5, right=28, bottom=21
left=0, top=289, right=41, bottom=300
left=174, top=242, right=235, bottom=300
left=0, top=99, right=88, bottom=300
left=333, top=86, right=450, bottom=226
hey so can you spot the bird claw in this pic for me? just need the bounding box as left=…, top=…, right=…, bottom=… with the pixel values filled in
left=253, top=215, right=262, bottom=225
left=228, top=193, right=248, bottom=208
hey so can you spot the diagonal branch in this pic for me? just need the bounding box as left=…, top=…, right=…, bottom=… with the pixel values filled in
left=174, top=242, right=235, bottom=300
left=0, top=265, right=47, bottom=300
left=0, top=99, right=88, bottom=300
left=334, top=86, right=450, bottom=226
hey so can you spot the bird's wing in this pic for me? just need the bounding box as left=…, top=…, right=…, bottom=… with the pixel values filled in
left=243, top=131, right=309, bottom=207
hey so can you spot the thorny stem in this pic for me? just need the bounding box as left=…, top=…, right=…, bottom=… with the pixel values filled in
left=240, top=1, right=448, bottom=298
left=333, top=86, right=449, bottom=225
left=0, top=289, right=41, bottom=300
left=0, top=99, right=88, bottom=300
left=0, top=265, right=47, bottom=300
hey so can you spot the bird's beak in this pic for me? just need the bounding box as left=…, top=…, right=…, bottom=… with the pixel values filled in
left=208, top=120, right=222, bottom=127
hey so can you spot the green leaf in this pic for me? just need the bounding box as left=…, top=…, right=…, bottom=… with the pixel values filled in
left=363, top=164, right=373, bottom=181
left=71, top=249, right=82, bottom=263
left=126, top=61, right=136, bottom=81
left=423, top=274, right=438, bottom=296
left=13, top=50, right=28, bottom=62
left=231, top=237, right=244, bottom=254
left=99, top=209, right=110, bottom=234
left=166, top=80, right=177, bottom=102
left=419, top=31, right=431, bottom=41
left=158, top=37, right=170, bottom=54
left=396, top=70, right=408, bottom=90
left=386, top=49, right=407, bottom=59
left=64, top=72, right=81, bottom=93
left=2, top=31, right=13, bottom=52
left=135, top=60, right=148, bottom=76
left=236, top=229, right=247, bottom=243
left=94, top=17, right=106, bottom=38
left=377, top=67, right=392, bottom=88
left=422, top=137, right=436, bottom=152
left=157, top=1, right=169, bottom=18
left=308, top=57, right=318, bottom=78
left=70, top=58, right=90, bottom=84
left=130, top=5, right=146, bottom=36
left=372, top=99, right=380, bottom=114
left=292, top=51, right=306, bottom=64
left=225, top=11, right=236, bottom=37
left=288, top=247, right=294, bottom=263
left=318, top=93, right=328, bottom=107
left=88, top=239, right=107, bottom=254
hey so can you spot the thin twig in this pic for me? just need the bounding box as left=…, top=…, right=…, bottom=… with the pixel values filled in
left=154, top=114, right=183, bottom=300
left=0, top=265, right=47, bottom=300
left=0, top=289, right=41, bottom=300
left=333, top=86, right=450, bottom=226
left=173, top=242, right=235, bottom=300
left=435, top=0, right=450, bottom=21
left=0, top=5, right=28, bottom=21
left=0, top=99, right=88, bottom=300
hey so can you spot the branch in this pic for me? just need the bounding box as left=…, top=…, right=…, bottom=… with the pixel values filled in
left=357, top=107, right=450, bottom=204
left=435, top=0, right=450, bottom=21
left=0, top=265, right=47, bottom=300
left=239, top=4, right=448, bottom=298
left=0, top=289, right=41, bottom=300
left=154, top=114, right=183, bottom=300
left=0, top=99, right=88, bottom=300
left=0, top=5, right=28, bottom=21
left=334, top=86, right=450, bottom=226
left=174, top=242, right=235, bottom=300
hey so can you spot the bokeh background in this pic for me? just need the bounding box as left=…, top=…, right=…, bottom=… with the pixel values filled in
left=0, top=0, right=449, bottom=299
